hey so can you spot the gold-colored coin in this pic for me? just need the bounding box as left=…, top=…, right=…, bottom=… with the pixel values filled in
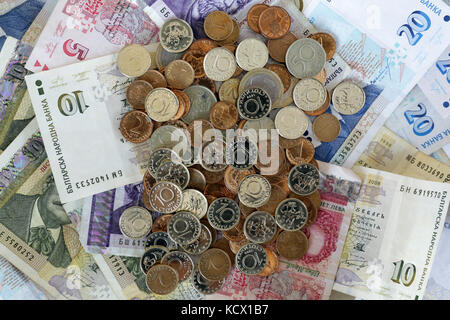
left=219, top=78, right=240, bottom=105
left=145, top=88, right=179, bottom=122
left=312, top=113, right=341, bottom=142
left=204, top=11, right=234, bottom=41
left=276, top=230, right=309, bottom=260
left=145, top=264, right=179, bottom=295
left=117, top=44, right=152, bottom=77
left=198, top=248, right=232, bottom=281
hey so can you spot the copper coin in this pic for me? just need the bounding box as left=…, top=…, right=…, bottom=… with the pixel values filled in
left=142, top=190, right=153, bottom=211
left=190, top=39, right=218, bottom=53
left=206, top=195, right=218, bottom=205
left=285, top=138, right=315, bottom=165
left=170, top=90, right=186, bottom=121
left=199, top=248, right=232, bottom=281
left=217, top=19, right=240, bottom=45
left=152, top=214, right=173, bottom=233
left=223, top=214, right=246, bottom=242
left=173, top=90, right=191, bottom=118
left=209, top=101, right=239, bottom=130
left=126, top=80, right=153, bottom=110
left=187, top=168, right=207, bottom=191
left=187, top=119, right=215, bottom=149
left=224, top=166, right=255, bottom=195
left=119, top=110, right=153, bottom=143
left=229, top=238, right=250, bottom=255
left=304, top=89, right=330, bottom=116
left=146, top=264, right=179, bottom=295
left=309, top=158, right=319, bottom=170
left=313, top=68, right=327, bottom=85
left=204, top=11, right=234, bottom=41
left=256, top=139, right=286, bottom=176
left=257, top=184, right=287, bottom=215
left=247, top=4, right=269, bottom=33
left=258, top=6, right=291, bottom=39
left=257, top=248, right=279, bottom=277
left=313, top=113, right=341, bottom=142
left=266, top=64, right=291, bottom=93
left=201, top=218, right=218, bottom=244
left=211, top=238, right=235, bottom=266
left=166, top=119, right=189, bottom=133
left=138, top=69, right=167, bottom=88
left=183, top=49, right=206, bottom=78
left=300, top=197, right=318, bottom=229
left=276, top=230, right=309, bottom=260
left=267, top=32, right=298, bottom=63
left=279, top=136, right=304, bottom=150
left=204, top=183, right=234, bottom=199
left=310, top=32, right=336, bottom=61
left=165, top=60, right=195, bottom=90
left=194, top=165, right=224, bottom=184
left=290, top=190, right=321, bottom=212
left=265, top=163, right=291, bottom=195
left=143, top=170, right=156, bottom=194
left=221, top=43, right=236, bottom=54
left=193, top=76, right=216, bottom=93
left=239, top=201, right=256, bottom=218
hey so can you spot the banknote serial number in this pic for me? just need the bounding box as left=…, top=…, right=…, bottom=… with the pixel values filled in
left=75, top=170, right=123, bottom=189
left=405, top=154, right=450, bottom=182
left=399, top=185, right=442, bottom=198
left=0, top=231, right=35, bottom=262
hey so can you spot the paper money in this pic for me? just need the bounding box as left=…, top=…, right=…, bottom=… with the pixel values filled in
left=93, top=254, right=203, bottom=300
left=302, top=0, right=449, bottom=166
left=0, top=256, right=49, bottom=300
left=21, top=0, right=58, bottom=47
left=385, top=45, right=450, bottom=154
left=25, top=53, right=160, bottom=203
left=208, top=161, right=361, bottom=300
left=333, top=165, right=450, bottom=300
left=0, top=37, right=34, bottom=154
left=0, top=0, right=45, bottom=50
left=0, top=119, right=117, bottom=300
left=80, top=182, right=161, bottom=257
left=356, top=126, right=450, bottom=300
left=25, top=0, right=159, bottom=73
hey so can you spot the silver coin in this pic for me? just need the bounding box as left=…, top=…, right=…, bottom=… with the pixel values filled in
left=161, top=251, right=194, bottom=282
left=180, top=146, right=201, bottom=168
left=274, top=105, right=308, bottom=139
left=243, top=211, right=277, bottom=243
left=181, top=224, right=212, bottom=255
left=332, top=81, right=366, bottom=115
left=225, top=136, right=258, bottom=170
left=239, top=68, right=284, bottom=107
left=182, top=85, right=217, bottom=124
left=238, top=174, right=271, bottom=208
left=145, top=231, right=178, bottom=251
left=242, top=117, right=275, bottom=141
left=155, top=43, right=186, bottom=68
left=288, top=163, right=320, bottom=196
left=201, top=140, right=227, bottom=172
left=275, top=198, right=308, bottom=231
left=149, top=125, right=190, bottom=155
left=148, top=148, right=180, bottom=178
left=140, top=245, right=169, bottom=274
left=159, top=18, right=194, bottom=53
left=119, top=206, right=153, bottom=240
left=167, top=211, right=202, bottom=245
left=191, top=269, right=224, bottom=295
left=207, top=197, right=241, bottom=231
left=293, top=78, right=327, bottom=112
left=285, top=38, right=326, bottom=78
left=235, top=243, right=267, bottom=275
left=237, top=87, right=272, bottom=120
left=155, top=160, right=190, bottom=190
left=203, top=47, right=237, bottom=81
left=149, top=181, right=183, bottom=214
left=235, top=38, right=269, bottom=71
left=178, top=189, right=208, bottom=220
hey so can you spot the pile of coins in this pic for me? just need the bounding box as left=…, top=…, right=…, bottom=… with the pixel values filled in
left=116, top=5, right=366, bottom=296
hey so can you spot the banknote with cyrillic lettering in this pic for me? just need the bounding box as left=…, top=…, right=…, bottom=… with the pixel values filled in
left=333, top=166, right=450, bottom=300
left=385, top=44, right=450, bottom=154
left=302, top=0, right=449, bottom=167
left=25, top=0, right=159, bottom=73
left=25, top=54, right=156, bottom=203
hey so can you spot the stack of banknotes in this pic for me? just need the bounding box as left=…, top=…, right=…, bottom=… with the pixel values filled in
left=0, top=0, right=448, bottom=300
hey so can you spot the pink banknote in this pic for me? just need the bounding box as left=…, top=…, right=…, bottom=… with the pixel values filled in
left=208, top=162, right=362, bottom=300
left=25, top=0, right=159, bottom=72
